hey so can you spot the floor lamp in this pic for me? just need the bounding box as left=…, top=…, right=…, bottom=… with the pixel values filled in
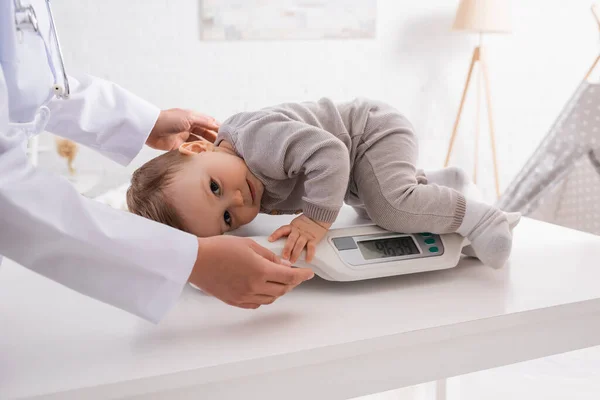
left=444, top=0, right=512, bottom=198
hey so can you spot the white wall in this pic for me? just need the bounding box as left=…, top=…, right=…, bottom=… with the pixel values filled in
left=46, top=0, right=600, bottom=200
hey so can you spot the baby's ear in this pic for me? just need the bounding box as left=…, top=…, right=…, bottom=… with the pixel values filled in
left=179, top=140, right=214, bottom=155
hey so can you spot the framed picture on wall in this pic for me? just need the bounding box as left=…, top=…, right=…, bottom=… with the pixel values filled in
left=200, top=0, right=377, bottom=41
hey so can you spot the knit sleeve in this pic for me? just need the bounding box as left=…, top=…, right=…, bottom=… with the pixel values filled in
left=218, top=112, right=350, bottom=223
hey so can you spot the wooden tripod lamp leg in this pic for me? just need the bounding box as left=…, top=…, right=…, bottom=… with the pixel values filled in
left=445, top=47, right=480, bottom=167
left=474, top=66, right=482, bottom=184
left=480, top=54, right=501, bottom=198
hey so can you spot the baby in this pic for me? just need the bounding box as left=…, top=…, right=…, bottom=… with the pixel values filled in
left=127, top=98, right=517, bottom=268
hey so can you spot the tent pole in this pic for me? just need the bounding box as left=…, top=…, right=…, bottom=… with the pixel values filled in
left=584, top=54, right=600, bottom=82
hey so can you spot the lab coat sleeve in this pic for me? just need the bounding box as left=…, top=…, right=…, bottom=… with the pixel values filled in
left=0, top=73, right=197, bottom=323
left=45, top=73, right=160, bottom=166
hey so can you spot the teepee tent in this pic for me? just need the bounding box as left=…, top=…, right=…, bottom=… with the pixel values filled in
left=498, top=4, right=600, bottom=235
left=498, top=38, right=600, bottom=235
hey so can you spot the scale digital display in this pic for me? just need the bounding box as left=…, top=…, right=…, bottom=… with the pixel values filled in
left=357, top=236, right=420, bottom=260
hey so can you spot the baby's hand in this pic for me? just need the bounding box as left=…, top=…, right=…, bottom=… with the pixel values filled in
left=268, top=215, right=331, bottom=263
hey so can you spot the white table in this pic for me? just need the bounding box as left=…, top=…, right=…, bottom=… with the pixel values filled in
left=2, top=208, right=600, bottom=400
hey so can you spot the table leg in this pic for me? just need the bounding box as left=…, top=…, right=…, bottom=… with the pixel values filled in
left=435, top=379, right=447, bottom=400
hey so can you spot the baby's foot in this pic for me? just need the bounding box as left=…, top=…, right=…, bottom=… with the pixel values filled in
left=506, top=212, right=522, bottom=229
left=462, top=212, right=520, bottom=259
left=457, top=197, right=519, bottom=268
left=462, top=209, right=514, bottom=268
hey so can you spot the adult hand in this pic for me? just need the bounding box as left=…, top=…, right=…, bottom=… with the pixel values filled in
left=146, top=108, right=219, bottom=151
left=189, top=235, right=315, bottom=309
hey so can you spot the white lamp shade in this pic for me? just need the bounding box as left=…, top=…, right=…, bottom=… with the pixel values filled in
left=452, top=0, right=512, bottom=33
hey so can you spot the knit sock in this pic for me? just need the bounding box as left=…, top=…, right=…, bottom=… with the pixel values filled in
left=425, top=167, right=482, bottom=201
left=462, top=211, right=521, bottom=259
left=457, top=199, right=513, bottom=269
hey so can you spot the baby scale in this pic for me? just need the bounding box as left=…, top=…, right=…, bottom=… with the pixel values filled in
left=233, top=207, right=520, bottom=282
left=251, top=224, right=465, bottom=281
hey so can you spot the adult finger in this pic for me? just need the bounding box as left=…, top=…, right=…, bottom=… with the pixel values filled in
left=269, top=225, right=292, bottom=242
left=207, top=129, right=219, bottom=141
left=244, top=294, right=278, bottom=305
left=237, top=303, right=261, bottom=309
left=255, top=281, right=291, bottom=298
left=263, top=262, right=314, bottom=285
left=188, top=127, right=218, bottom=143
left=200, top=127, right=219, bottom=142
left=249, top=240, right=292, bottom=266
left=246, top=240, right=314, bottom=284
left=290, top=236, right=307, bottom=264
left=189, top=113, right=220, bottom=131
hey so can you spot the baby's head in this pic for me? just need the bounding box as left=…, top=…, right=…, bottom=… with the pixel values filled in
left=127, top=140, right=263, bottom=237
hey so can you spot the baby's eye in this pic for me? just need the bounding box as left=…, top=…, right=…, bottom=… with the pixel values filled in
left=210, top=179, right=221, bottom=196
left=224, top=211, right=232, bottom=227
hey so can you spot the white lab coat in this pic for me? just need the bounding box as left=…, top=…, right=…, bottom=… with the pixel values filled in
left=0, top=0, right=198, bottom=323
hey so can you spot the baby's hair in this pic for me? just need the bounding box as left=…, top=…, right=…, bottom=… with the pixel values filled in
left=126, top=150, right=190, bottom=233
